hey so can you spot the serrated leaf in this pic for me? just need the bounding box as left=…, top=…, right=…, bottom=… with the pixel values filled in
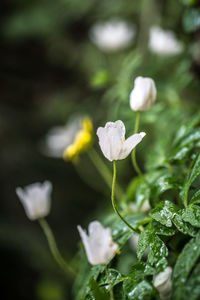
left=152, top=220, right=176, bottom=236
left=123, top=279, right=153, bottom=300
left=147, top=235, right=168, bottom=269
left=172, top=213, right=197, bottom=236
left=182, top=206, right=200, bottom=228
left=172, top=231, right=200, bottom=300
left=98, top=268, right=128, bottom=289
left=137, top=228, right=152, bottom=260
left=129, top=262, right=156, bottom=279
left=137, top=225, right=168, bottom=270
left=190, top=189, right=200, bottom=205
left=181, top=153, right=200, bottom=207
left=149, top=200, right=178, bottom=227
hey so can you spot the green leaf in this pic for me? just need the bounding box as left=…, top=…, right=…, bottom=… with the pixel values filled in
left=149, top=200, right=197, bottom=236
left=137, top=224, right=168, bottom=270
left=123, top=279, right=153, bottom=300
left=173, top=231, right=200, bottom=300
left=190, top=189, right=200, bottom=205
left=182, top=206, right=200, bottom=228
left=149, top=200, right=178, bottom=227
left=137, top=228, right=152, bottom=261
left=182, top=263, right=200, bottom=300
left=88, top=278, right=110, bottom=300
left=181, top=153, right=200, bottom=207
left=147, top=235, right=168, bottom=269
left=106, top=214, right=147, bottom=248
left=98, top=269, right=128, bottom=288
left=170, top=128, right=200, bottom=161
left=172, top=213, right=197, bottom=236
left=129, top=262, right=156, bottom=279
left=74, top=261, right=105, bottom=300
left=152, top=220, right=176, bottom=236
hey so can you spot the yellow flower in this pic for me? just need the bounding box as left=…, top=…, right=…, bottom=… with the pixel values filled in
left=63, top=118, right=93, bottom=162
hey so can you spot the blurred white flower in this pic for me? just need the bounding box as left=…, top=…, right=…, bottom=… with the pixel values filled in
left=77, top=221, right=118, bottom=265
left=90, top=20, right=135, bottom=52
left=130, top=76, right=157, bottom=111
left=149, top=26, right=183, bottom=55
left=153, top=266, right=172, bottom=299
left=44, top=117, right=81, bottom=158
left=16, top=181, right=52, bottom=220
left=129, top=199, right=151, bottom=213
left=97, top=120, right=146, bottom=161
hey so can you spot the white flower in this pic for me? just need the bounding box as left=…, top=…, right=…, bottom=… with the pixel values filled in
left=90, top=19, right=135, bottom=52
left=43, top=117, right=81, bottom=158
left=97, top=120, right=146, bottom=161
left=77, top=221, right=118, bottom=265
left=16, top=181, right=52, bottom=220
left=149, top=26, right=183, bottom=55
left=153, top=266, right=172, bottom=299
left=130, top=76, right=157, bottom=111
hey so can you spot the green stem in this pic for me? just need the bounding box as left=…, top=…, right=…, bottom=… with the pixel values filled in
left=111, top=161, right=137, bottom=232
left=88, top=148, right=124, bottom=200
left=39, top=218, right=76, bottom=279
left=105, top=266, right=114, bottom=300
left=131, top=112, right=144, bottom=177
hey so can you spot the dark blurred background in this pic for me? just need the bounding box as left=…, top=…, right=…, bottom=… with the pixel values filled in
left=0, top=0, right=200, bottom=299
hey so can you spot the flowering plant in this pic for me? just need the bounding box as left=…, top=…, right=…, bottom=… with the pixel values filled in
left=16, top=74, right=200, bottom=300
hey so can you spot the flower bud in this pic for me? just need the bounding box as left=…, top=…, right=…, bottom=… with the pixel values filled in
left=153, top=266, right=172, bottom=299
left=130, top=76, right=156, bottom=111
left=78, top=221, right=118, bottom=265
left=16, top=181, right=52, bottom=220
left=97, top=120, right=146, bottom=161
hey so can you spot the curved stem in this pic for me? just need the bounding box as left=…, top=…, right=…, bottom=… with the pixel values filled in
left=111, top=161, right=136, bottom=232
left=131, top=112, right=144, bottom=177
left=105, top=266, right=114, bottom=300
left=39, top=218, right=76, bottom=279
left=88, top=148, right=124, bottom=200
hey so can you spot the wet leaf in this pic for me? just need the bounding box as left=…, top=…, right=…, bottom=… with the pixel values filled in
left=123, top=279, right=153, bottom=300
left=172, top=231, right=200, bottom=300
left=181, top=153, right=200, bottom=206
left=182, top=206, right=200, bottom=228
left=182, top=263, right=200, bottom=300
left=149, top=200, right=178, bottom=227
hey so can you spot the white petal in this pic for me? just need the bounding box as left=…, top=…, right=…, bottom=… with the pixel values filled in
left=78, top=221, right=118, bottom=265
left=97, top=120, right=126, bottom=161
left=77, top=225, right=96, bottom=265
left=118, top=132, right=146, bottom=160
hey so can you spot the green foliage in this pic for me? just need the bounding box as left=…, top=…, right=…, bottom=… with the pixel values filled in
left=172, top=232, right=200, bottom=299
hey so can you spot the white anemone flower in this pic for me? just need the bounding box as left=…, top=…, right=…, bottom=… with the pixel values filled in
left=149, top=26, right=183, bottom=55
left=77, top=221, right=118, bottom=265
left=130, top=76, right=157, bottom=111
left=43, top=117, right=81, bottom=158
left=96, top=120, right=146, bottom=161
left=90, top=19, right=135, bottom=52
left=16, top=181, right=52, bottom=220
left=153, top=266, right=172, bottom=299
